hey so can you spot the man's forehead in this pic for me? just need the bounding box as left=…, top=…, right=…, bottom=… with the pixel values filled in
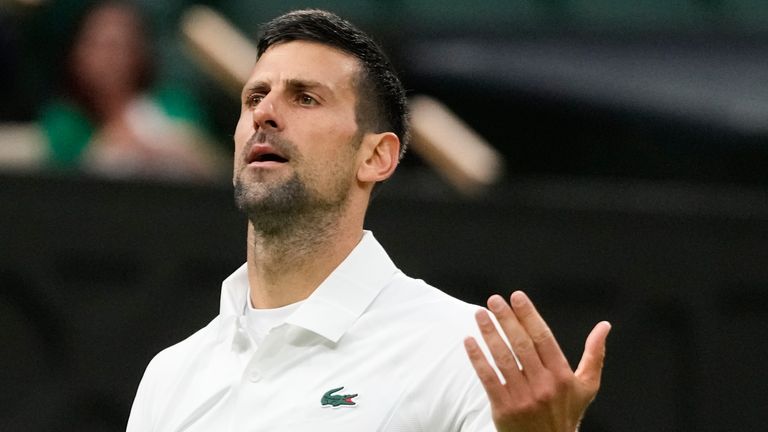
left=250, top=40, right=361, bottom=86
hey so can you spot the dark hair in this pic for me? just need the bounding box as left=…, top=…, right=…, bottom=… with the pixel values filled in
left=257, top=9, right=409, bottom=159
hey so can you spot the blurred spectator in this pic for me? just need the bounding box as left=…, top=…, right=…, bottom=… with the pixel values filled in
left=39, top=0, right=227, bottom=182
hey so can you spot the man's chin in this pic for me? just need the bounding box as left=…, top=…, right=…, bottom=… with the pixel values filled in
left=234, top=185, right=278, bottom=214
left=234, top=174, right=307, bottom=216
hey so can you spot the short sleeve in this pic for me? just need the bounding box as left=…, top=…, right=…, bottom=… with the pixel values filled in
left=431, top=343, right=495, bottom=432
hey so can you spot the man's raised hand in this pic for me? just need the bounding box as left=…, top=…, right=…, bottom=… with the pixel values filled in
left=464, top=291, right=611, bottom=432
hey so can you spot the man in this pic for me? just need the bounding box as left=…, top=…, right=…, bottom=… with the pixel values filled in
left=127, top=9, right=610, bottom=432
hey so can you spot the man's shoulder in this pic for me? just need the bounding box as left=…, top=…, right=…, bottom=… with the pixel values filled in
left=128, top=314, right=234, bottom=428
left=376, top=271, right=483, bottom=328
left=391, top=271, right=480, bottom=306
left=142, top=315, right=224, bottom=380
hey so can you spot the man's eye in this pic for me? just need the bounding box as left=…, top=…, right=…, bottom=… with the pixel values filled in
left=298, top=95, right=317, bottom=106
left=247, top=94, right=264, bottom=106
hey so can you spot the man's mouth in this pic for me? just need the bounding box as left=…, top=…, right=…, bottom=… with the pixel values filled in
left=252, top=153, right=288, bottom=163
left=247, top=144, right=289, bottom=165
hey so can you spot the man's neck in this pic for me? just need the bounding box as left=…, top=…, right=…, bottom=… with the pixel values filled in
left=245, top=215, right=363, bottom=309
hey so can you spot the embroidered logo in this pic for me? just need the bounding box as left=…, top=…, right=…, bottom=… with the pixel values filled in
left=320, top=386, right=358, bottom=407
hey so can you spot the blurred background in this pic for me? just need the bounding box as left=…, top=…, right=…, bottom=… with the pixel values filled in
left=1, top=0, right=767, bottom=431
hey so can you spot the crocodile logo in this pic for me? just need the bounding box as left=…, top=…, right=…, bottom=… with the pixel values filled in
left=321, top=386, right=358, bottom=407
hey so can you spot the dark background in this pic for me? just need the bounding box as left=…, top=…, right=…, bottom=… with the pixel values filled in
left=2, top=0, right=767, bottom=431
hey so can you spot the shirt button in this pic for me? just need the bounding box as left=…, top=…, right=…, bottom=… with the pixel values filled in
left=249, top=370, right=262, bottom=382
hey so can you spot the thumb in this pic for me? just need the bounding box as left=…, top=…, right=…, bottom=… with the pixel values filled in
left=575, top=321, right=611, bottom=391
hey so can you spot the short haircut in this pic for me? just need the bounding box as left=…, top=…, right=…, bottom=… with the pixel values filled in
left=256, top=9, right=409, bottom=159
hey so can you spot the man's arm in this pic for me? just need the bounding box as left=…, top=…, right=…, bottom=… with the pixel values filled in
left=464, top=291, right=611, bottom=432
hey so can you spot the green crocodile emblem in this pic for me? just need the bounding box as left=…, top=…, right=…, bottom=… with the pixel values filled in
left=321, top=386, right=358, bottom=407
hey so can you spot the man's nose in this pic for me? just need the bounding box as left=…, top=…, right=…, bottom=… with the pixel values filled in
left=251, top=95, right=283, bottom=131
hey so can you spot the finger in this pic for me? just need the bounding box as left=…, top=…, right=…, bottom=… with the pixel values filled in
left=464, top=336, right=514, bottom=409
left=488, top=294, right=547, bottom=379
left=509, top=291, right=571, bottom=374
left=575, top=321, right=612, bottom=391
left=474, top=308, right=530, bottom=389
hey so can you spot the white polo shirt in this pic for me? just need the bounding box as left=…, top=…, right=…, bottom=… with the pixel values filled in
left=127, top=231, right=494, bottom=431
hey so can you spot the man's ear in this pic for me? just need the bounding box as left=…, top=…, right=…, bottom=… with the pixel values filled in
left=357, top=132, right=400, bottom=183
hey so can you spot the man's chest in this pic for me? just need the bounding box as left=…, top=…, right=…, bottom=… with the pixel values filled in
left=159, top=328, right=439, bottom=432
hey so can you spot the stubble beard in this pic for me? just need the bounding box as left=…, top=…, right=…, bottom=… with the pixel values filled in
left=234, top=170, right=343, bottom=238
left=233, top=133, right=358, bottom=243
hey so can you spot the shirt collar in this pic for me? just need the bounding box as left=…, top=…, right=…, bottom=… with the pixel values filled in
left=218, top=231, right=398, bottom=344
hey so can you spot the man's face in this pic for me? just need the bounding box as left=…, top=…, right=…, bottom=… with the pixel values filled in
left=233, top=41, right=364, bottom=227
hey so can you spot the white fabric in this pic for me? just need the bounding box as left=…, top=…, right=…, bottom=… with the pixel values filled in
left=244, top=298, right=304, bottom=345
left=127, top=231, right=494, bottom=432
